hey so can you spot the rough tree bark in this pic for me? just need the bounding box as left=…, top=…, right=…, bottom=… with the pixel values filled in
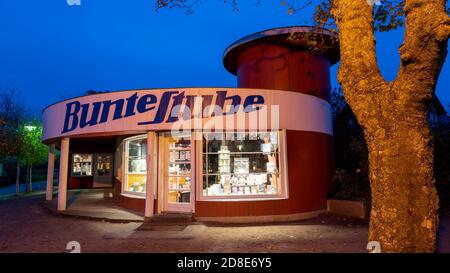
left=331, top=0, right=450, bottom=252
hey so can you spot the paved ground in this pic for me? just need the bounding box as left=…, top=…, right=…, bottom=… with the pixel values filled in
left=43, top=190, right=145, bottom=222
left=0, top=193, right=449, bottom=253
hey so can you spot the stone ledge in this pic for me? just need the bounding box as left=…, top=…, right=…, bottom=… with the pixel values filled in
left=327, top=199, right=368, bottom=219
left=194, top=210, right=326, bottom=224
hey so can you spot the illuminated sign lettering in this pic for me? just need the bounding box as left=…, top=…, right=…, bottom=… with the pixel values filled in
left=62, top=90, right=265, bottom=134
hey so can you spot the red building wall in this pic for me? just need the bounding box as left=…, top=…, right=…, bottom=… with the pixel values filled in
left=194, top=131, right=332, bottom=217
left=236, top=44, right=331, bottom=101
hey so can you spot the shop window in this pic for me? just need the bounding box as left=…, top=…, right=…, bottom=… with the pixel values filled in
left=95, top=155, right=111, bottom=177
left=72, top=154, right=93, bottom=176
left=200, top=131, right=287, bottom=200
left=124, top=135, right=147, bottom=195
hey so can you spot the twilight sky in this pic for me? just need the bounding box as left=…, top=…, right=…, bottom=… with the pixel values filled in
left=0, top=0, right=449, bottom=117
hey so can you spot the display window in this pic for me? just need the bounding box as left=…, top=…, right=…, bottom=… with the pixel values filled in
left=200, top=131, right=288, bottom=200
left=72, top=154, right=93, bottom=176
left=124, top=135, right=147, bottom=195
left=95, top=155, right=111, bottom=177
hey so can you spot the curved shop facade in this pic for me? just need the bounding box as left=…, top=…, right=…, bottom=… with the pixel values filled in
left=42, top=26, right=339, bottom=222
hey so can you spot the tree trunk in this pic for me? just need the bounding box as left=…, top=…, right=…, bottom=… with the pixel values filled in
left=26, top=164, right=32, bottom=193
left=364, top=108, right=439, bottom=252
left=331, top=0, right=450, bottom=252
left=15, top=159, right=20, bottom=196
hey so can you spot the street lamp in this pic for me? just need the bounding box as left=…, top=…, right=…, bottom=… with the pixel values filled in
left=20, top=124, right=38, bottom=194
left=24, top=125, right=36, bottom=131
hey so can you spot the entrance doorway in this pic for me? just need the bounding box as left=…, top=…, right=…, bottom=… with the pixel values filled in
left=159, top=132, right=194, bottom=213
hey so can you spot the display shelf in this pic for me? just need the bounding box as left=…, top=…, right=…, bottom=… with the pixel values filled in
left=169, top=188, right=191, bottom=192
left=169, top=161, right=192, bottom=164
left=169, top=147, right=191, bottom=151
left=204, top=172, right=276, bottom=176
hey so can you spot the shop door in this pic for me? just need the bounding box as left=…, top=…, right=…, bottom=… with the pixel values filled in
left=159, top=132, right=193, bottom=213
left=93, top=153, right=113, bottom=188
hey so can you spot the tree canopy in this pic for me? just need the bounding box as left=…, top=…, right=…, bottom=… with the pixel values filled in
left=155, top=0, right=408, bottom=32
left=0, top=88, right=26, bottom=158
left=17, top=119, right=48, bottom=167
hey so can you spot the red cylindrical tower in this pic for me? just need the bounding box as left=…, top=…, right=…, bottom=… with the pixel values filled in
left=223, top=26, right=339, bottom=101
left=193, top=26, right=339, bottom=220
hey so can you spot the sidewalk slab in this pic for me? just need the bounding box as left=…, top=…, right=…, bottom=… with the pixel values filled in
left=43, top=189, right=144, bottom=223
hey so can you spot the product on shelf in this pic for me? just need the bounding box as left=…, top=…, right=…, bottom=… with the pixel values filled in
left=266, top=162, right=275, bottom=173
left=206, top=173, right=276, bottom=196
left=218, top=146, right=231, bottom=174
left=167, top=139, right=192, bottom=203
left=129, top=181, right=146, bottom=193
left=233, top=158, right=249, bottom=174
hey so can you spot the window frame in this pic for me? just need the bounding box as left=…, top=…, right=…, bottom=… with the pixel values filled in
left=123, top=134, right=148, bottom=196
left=196, top=130, right=289, bottom=202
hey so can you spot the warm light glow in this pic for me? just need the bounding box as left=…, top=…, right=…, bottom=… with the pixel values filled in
left=25, top=125, right=36, bottom=131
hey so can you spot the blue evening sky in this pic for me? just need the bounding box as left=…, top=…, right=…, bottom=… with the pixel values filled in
left=0, top=0, right=449, bottom=117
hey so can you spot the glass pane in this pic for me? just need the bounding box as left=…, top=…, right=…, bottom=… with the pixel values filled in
left=201, top=131, right=281, bottom=197
left=126, top=173, right=146, bottom=193
left=168, top=190, right=190, bottom=203
left=125, top=136, right=148, bottom=194
left=167, top=133, right=191, bottom=203
left=128, top=138, right=147, bottom=157
left=204, top=173, right=280, bottom=196
left=205, top=175, right=221, bottom=195
left=204, top=154, right=219, bottom=174
left=203, top=132, right=279, bottom=153
left=168, top=176, right=191, bottom=190
left=96, top=155, right=111, bottom=176
left=205, top=153, right=279, bottom=175
left=169, top=149, right=191, bottom=163
left=128, top=157, right=146, bottom=173
left=202, top=175, right=208, bottom=196
left=169, top=163, right=191, bottom=175
left=72, top=154, right=92, bottom=176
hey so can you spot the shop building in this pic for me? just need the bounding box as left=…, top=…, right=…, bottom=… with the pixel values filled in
left=42, top=26, right=339, bottom=222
